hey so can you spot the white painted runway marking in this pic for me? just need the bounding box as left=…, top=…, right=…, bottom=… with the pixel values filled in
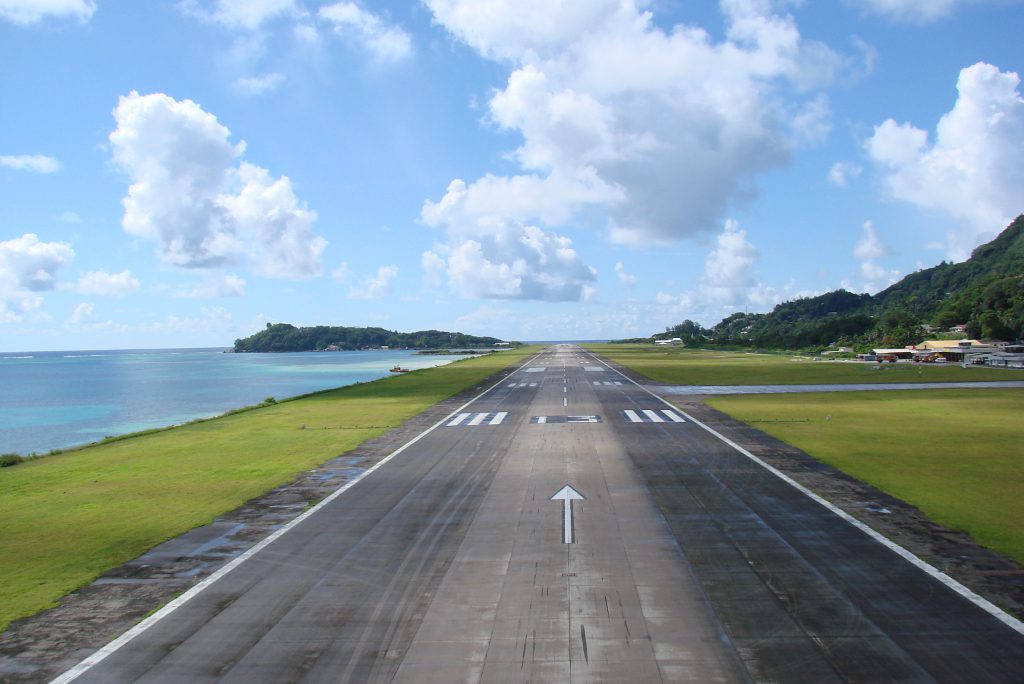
left=448, top=412, right=507, bottom=427
left=624, top=409, right=642, bottom=423
left=583, top=349, right=1024, bottom=636
left=623, top=409, right=686, bottom=423
left=551, top=484, right=585, bottom=544
left=663, top=410, right=685, bottom=423
left=51, top=349, right=549, bottom=684
left=642, top=409, right=665, bottom=423
left=524, top=367, right=546, bottom=373
left=584, top=366, right=604, bottom=371
left=537, top=416, right=547, bottom=424
left=530, top=415, right=602, bottom=424
left=563, top=397, right=568, bottom=407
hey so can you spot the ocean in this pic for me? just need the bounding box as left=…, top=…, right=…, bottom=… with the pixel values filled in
left=0, top=348, right=461, bottom=456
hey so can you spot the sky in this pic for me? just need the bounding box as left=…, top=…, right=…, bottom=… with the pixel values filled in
left=2, top=0, right=1023, bottom=351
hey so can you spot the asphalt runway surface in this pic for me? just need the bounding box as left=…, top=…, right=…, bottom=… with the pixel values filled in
left=58, top=345, right=1024, bottom=683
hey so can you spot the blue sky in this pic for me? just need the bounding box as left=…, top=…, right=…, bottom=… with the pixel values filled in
left=2, top=0, right=1023, bottom=351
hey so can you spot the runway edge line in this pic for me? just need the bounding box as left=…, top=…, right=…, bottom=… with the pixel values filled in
left=50, top=350, right=545, bottom=684
left=586, top=348, right=1024, bottom=636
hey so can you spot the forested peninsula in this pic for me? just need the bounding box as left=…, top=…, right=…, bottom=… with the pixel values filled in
left=232, top=324, right=510, bottom=353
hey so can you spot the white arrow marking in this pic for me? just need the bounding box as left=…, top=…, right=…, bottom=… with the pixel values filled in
left=551, top=484, right=585, bottom=544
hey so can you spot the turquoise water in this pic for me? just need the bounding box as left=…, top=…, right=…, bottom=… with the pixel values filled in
left=0, top=348, right=458, bottom=455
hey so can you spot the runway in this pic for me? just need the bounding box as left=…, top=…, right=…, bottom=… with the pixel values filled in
left=58, top=345, right=1024, bottom=682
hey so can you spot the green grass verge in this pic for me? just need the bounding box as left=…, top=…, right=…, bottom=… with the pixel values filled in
left=0, top=346, right=538, bottom=631
left=585, top=343, right=1024, bottom=385
left=706, top=389, right=1024, bottom=564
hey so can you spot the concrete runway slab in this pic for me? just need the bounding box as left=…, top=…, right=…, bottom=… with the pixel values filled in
left=56, top=345, right=1024, bottom=683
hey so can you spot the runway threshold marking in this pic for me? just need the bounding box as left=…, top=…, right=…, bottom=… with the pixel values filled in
left=50, top=350, right=548, bottom=684
left=583, top=348, right=1024, bottom=636
left=551, top=484, right=585, bottom=544
left=622, top=409, right=685, bottom=423
left=447, top=412, right=508, bottom=427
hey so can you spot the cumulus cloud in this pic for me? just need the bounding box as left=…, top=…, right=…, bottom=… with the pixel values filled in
left=0, top=233, right=74, bottom=322
left=76, top=269, right=140, bottom=297
left=175, top=273, right=246, bottom=299
left=330, top=261, right=349, bottom=281
left=0, top=0, right=94, bottom=25
left=853, top=221, right=900, bottom=292
left=110, top=91, right=326, bottom=278
left=828, top=161, right=863, bottom=187
left=422, top=221, right=596, bottom=302
left=614, top=261, right=636, bottom=288
left=853, top=220, right=890, bottom=260
left=698, top=219, right=760, bottom=306
left=867, top=62, right=1024, bottom=260
left=0, top=154, right=60, bottom=173
left=423, top=0, right=845, bottom=255
left=348, top=264, right=398, bottom=300
left=68, top=302, right=95, bottom=325
left=319, top=2, right=412, bottom=64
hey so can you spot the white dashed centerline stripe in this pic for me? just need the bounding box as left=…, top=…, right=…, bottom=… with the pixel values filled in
left=582, top=347, right=1024, bottom=636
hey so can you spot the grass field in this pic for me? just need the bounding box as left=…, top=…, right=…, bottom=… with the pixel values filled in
left=585, top=343, right=1024, bottom=385
left=0, top=346, right=537, bottom=631
left=707, top=389, right=1024, bottom=564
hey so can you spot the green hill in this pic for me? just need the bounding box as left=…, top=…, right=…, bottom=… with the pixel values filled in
left=653, top=215, right=1024, bottom=350
left=233, top=324, right=509, bottom=353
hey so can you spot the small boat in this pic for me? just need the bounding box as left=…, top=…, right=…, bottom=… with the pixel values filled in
left=389, top=365, right=411, bottom=373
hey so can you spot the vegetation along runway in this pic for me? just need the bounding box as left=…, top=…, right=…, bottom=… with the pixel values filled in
left=47, top=345, right=1023, bottom=683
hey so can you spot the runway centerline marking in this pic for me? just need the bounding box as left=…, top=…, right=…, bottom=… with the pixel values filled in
left=583, top=347, right=1024, bottom=636
left=50, top=349, right=547, bottom=684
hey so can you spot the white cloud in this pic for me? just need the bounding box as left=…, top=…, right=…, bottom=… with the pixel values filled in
left=58, top=211, right=81, bottom=223
left=68, top=302, right=95, bottom=325
left=175, top=273, right=246, bottom=299
left=698, top=219, right=760, bottom=306
left=76, top=269, right=140, bottom=297
left=0, top=0, right=94, bottom=25
left=0, top=233, right=74, bottom=322
left=422, top=221, right=596, bottom=302
left=424, top=0, right=845, bottom=250
left=867, top=62, right=1024, bottom=260
left=853, top=220, right=890, bottom=260
left=319, top=2, right=412, bottom=64
left=791, top=94, right=833, bottom=145
left=234, top=72, right=284, bottom=95
left=330, top=261, right=349, bottom=281
left=828, top=161, right=862, bottom=187
left=614, top=261, right=636, bottom=288
left=0, top=154, right=60, bottom=173
left=348, top=264, right=398, bottom=300
left=182, top=0, right=297, bottom=31
left=853, top=221, right=900, bottom=292
left=110, top=91, right=326, bottom=278
left=844, top=0, right=977, bottom=23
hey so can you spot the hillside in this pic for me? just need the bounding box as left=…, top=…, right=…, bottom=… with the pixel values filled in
left=654, top=215, right=1024, bottom=350
left=233, top=324, right=509, bottom=353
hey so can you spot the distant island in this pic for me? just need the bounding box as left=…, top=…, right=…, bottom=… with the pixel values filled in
left=232, top=323, right=516, bottom=353
left=624, top=214, right=1024, bottom=351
